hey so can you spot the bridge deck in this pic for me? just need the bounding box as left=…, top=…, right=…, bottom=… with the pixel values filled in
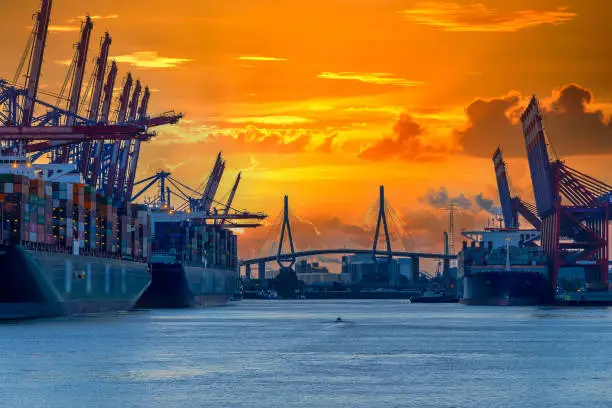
left=240, top=248, right=456, bottom=266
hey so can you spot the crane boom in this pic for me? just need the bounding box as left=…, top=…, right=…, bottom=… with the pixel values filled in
left=105, top=73, right=132, bottom=197
left=80, top=32, right=111, bottom=176
left=200, top=152, right=225, bottom=212
left=89, top=60, right=117, bottom=187
left=220, top=172, right=241, bottom=227
left=115, top=80, right=141, bottom=200
left=58, top=16, right=93, bottom=163
left=125, top=86, right=150, bottom=201
left=21, top=0, right=52, bottom=126
left=492, top=147, right=517, bottom=228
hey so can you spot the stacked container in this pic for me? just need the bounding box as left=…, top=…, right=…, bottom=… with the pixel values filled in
left=130, top=203, right=150, bottom=261
left=73, top=184, right=85, bottom=248
left=52, top=181, right=74, bottom=248
left=97, top=195, right=114, bottom=252
left=0, top=174, right=29, bottom=244
left=83, top=185, right=97, bottom=250
left=28, top=179, right=45, bottom=243
left=0, top=172, right=154, bottom=262
left=118, top=202, right=133, bottom=259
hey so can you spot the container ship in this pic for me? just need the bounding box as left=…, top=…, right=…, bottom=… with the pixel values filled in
left=0, top=0, right=184, bottom=319
left=458, top=228, right=552, bottom=305
left=134, top=211, right=239, bottom=308
left=132, top=156, right=266, bottom=309
left=0, top=156, right=151, bottom=319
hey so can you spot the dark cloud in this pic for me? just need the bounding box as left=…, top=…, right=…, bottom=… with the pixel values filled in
left=419, top=187, right=472, bottom=210
left=457, top=84, right=612, bottom=157
left=474, top=193, right=501, bottom=215
left=418, top=187, right=502, bottom=218
left=359, top=114, right=450, bottom=162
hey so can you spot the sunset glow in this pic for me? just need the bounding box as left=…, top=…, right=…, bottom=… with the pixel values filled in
left=2, top=0, right=610, bottom=267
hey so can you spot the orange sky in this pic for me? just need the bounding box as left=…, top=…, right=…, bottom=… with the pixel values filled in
left=1, top=0, right=611, bottom=269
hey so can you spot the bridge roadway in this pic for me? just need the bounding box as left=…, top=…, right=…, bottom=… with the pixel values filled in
left=239, top=248, right=456, bottom=266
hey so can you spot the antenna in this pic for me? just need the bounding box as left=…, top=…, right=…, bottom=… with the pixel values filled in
left=449, top=201, right=455, bottom=258
left=440, top=200, right=462, bottom=268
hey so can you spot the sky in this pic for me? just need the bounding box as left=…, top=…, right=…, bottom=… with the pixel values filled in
left=1, top=0, right=611, bottom=272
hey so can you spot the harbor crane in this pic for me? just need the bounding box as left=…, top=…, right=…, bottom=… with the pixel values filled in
left=492, top=147, right=541, bottom=230
left=0, top=0, right=182, bottom=207
left=130, top=156, right=265, bottom=229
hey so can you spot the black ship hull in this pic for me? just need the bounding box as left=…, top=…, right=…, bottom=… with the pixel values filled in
left=0, top=244, right=151, bottom=320
left=462, top=272, right=552, bottom=306
left=134, top=263, right=236, bottom=309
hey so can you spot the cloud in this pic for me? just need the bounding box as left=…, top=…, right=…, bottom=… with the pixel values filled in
left=400, top=2, right=576, bottom=32
left=474, top=193, right=501, bottom=215
left=419, top=187, right=501, bottom=216
left=54, top=59, right=72, bottom=66
left=457, top=83, right=612, bottom=157
left=113, top=51, right=192, bottom=68
left=317, top=72, right=423, bottom=87
left=31, top=25, right=79, bottom=32
left=359, top=114, right=454, bottom=161
left=152, top=123, right=327, bottom=155
left=227, top=116, right=313, bottom=125
left=78, top=14, right=119, bottom=20
left=315, top=134, right=337, bottom=153
left=420, top=187, right=472, bottom=210
left=67, top=15, right=119, bottom=23
left=236, top=56, right=287, bottom=61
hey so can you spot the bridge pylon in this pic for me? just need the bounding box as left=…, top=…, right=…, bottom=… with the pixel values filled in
left=372, top=185, right=393, bottom=261
left=277, top=195, right=296, bottom=268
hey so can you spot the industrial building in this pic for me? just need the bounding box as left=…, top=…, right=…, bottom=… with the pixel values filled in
left=295, top=260, right=330, bottom=274
left=341, top=254, right=401, bottom=286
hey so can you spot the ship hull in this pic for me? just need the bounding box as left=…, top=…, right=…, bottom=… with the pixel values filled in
left=0, top=244, right=151, bottom=320
left=462, top=272, right=552, bottom=306
left=134, top=263, right=236, bottom=309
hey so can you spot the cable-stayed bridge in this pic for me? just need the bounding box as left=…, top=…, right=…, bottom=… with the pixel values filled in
left=239, top=186, right=455, bottom=280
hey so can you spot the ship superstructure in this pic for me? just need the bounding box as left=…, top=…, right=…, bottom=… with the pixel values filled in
left=458, top=228, right=551, bottom=305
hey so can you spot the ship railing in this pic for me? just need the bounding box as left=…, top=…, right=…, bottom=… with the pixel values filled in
left=18, top=240, right=148, bottom=263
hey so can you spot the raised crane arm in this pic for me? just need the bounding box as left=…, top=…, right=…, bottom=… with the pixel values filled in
left=220, top=172, right=241, bottom=227
left=114, top=80, right=141, bottom=200
left=125, top=86, right=150, bottom=201
left=104, top=73, right=132, bottom=197
left=89, top=60, right=117, bottom=188
left=58, top=16, right=93, bottom=163
left=80, top=32, right=111, bottom=177
left=21, top=0, right=52, bottom=126
left=199, top=152, right=225, bottom=213
left=493, top=147, right=518, bottom=228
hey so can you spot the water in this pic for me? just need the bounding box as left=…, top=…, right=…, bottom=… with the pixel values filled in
left=1, top=300, right=612, bottom=408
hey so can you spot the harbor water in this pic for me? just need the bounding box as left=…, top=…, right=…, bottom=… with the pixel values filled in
left=1, top=300, right=612, bottom=407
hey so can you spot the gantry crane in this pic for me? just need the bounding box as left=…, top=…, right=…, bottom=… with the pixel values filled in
left=131, top=162, right=265, bottom=229
left=0, top=0, right=182, bottom=208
